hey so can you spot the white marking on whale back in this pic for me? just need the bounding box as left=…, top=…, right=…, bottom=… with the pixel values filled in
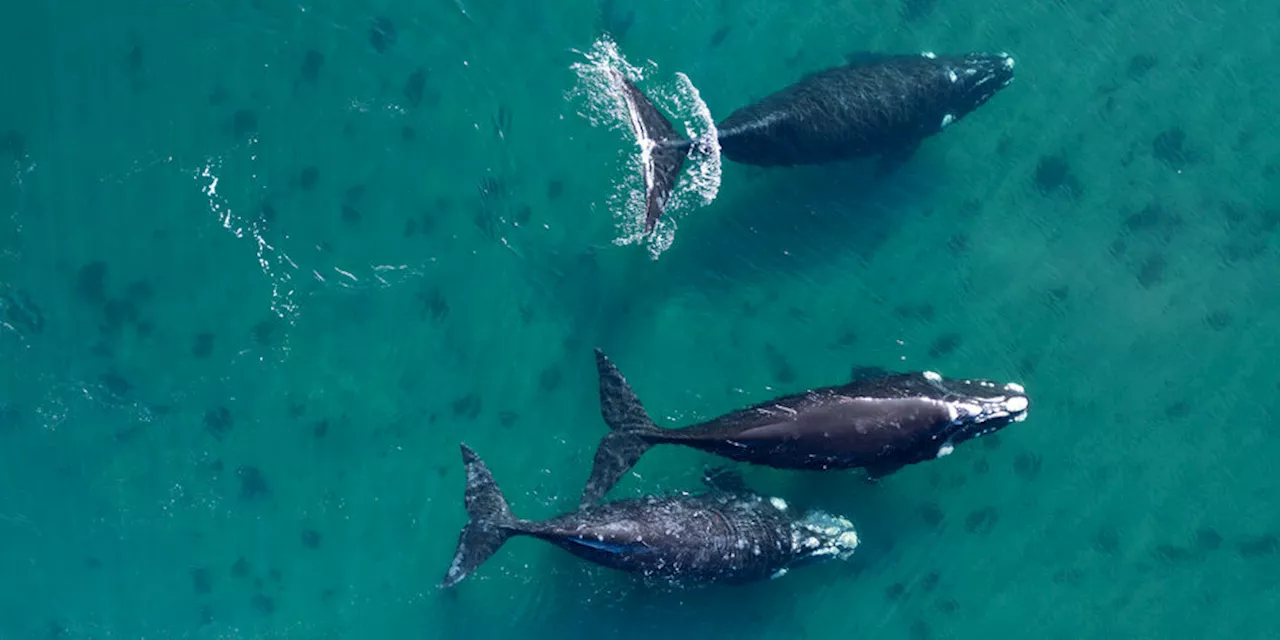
left=936, top=442, right=955, bottom=458
left=948, top=69, right=958, bottom=83
left=941, top=113, right=955, bottom=128
left=923, top=371, right=942, bottom=382
left=922, top=51, right=937, bottom=59
left=771, top=567, right=789, bottom=580
left=770, top=497, right=789, bottom=512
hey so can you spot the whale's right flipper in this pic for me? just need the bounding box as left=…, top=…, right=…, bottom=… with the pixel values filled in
left=581, top=349, right=664, bottom=506
left=875, top=141, right=921, bottom=178
left=702, top=466, right=750, bottom=494
left=609, top=69, right=692, bottom=233
left=849, top=365, right=895, bottom=382
left=441, top=443, right=523, bottom=588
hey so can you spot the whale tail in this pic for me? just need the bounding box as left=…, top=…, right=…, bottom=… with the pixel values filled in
left=441, top=443, right=525, bottom=588
left=581, top=349, right=666, bottom=507
left=609, top=69, right=696, bottom=234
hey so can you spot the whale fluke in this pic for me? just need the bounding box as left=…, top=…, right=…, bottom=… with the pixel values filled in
left=608, top=70, right=694, bottom=233
left=581, top=349, right=664, bottom=506
left=441, top=443, right=523, bottom=588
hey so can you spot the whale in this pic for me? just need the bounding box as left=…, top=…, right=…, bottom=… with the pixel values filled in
left=581, top=349, right=1029, bottom=506
left=610, top=51, right=1016, bottom=232
left=441, top=443, right=860, bottom=587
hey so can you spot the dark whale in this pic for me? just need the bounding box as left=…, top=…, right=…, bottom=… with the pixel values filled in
left=442, top=443, right=860, bottom=587
left=611, top=51, right=1016, bottom=231
left=581, top=350, right=1029, bottom=506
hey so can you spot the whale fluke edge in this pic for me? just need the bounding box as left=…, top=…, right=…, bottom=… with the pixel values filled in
left=608, top=69, right=697, bottom=234
left=580, top=348, right=663, bottom=507
left=441, top=443, right=522, bottom=588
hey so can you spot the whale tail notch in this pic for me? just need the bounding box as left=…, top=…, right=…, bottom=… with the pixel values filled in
left=581, top=349, right=665, bottom=506
left=441, top=443, right=524, bottom=588
left=608, top=69, right=694, bottom=234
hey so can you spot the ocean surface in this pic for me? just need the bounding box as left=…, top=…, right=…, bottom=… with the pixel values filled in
left=2, top=0, right=1279, bottom=638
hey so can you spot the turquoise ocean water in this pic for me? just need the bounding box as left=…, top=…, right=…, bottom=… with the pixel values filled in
left=3, top=0, right=1279, bottom=638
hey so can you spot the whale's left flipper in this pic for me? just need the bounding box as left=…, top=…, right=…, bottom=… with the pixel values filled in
left=609, top=69, right=693, bottom=233
left=875, top=142, right=921, bottom=178
left=702, top=466, right=750, bottom=494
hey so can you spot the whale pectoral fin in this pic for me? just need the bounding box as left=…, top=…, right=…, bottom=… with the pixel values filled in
left=875, top=142, right=921, bottom=179
left=864, top=462, right=904, bottom=482
left=843, top=51, right=895, bottom=67
left=702, top=465, right=750, bottom=494
left=849, top=365, right=895, bottom=382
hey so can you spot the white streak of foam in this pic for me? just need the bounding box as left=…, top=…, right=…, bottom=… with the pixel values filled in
left=195, top=157, right=298, bottom=327
left=670, top=71, right=721, bottom=208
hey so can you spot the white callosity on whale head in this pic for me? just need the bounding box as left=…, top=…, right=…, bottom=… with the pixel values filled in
left=921, top=51, right=937, bottom=59
left=793, top=512, right=861, bottom=561
left=923, top=371, right=943, bottom=382
left=943, top=396, right=983, bottom=423
left=936, top=442, right=955, bottom=458
left=769, top=497, right=789, bottom=512
left=832, top=525, right=860, bottom=558
left=1007, top=394, right=1030, bottom=421
left=1006, top=395, right=1029, bottom=413
left=941, top=113, right=955, bottom=128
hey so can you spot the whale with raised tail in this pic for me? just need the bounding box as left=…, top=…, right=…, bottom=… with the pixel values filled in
left=611, top=51, right=1016, bottom=232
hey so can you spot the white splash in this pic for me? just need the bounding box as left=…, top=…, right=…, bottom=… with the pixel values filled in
left=567, top=35, right=650, bottom=133
left=569, top=35, right=721, bottom=260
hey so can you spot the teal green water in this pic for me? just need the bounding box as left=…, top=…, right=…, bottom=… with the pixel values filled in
left=3, top=0, right=1280, bottom=638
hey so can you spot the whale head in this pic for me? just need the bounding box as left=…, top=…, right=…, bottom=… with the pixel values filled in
left=788, top=511, right=860, bottom=568
left=916, top=371, right=1030, bottom=447
left=943, top=52, right=1016, bottom=121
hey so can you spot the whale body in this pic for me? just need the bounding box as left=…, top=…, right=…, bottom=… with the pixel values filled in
left=611, top=51, right=1016, bottom=231
left=442, top=444, right=859, bottom=587
left=580, top=349, right=1029, bottom=506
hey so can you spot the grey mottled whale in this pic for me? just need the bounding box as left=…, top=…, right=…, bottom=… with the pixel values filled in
left=612, top=51, right=1016, bottom=231
left=442, top=443, right=859, bottom=587
left=581, top=349, right=1029, bottom=506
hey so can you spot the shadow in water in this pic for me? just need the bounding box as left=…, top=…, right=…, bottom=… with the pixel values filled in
left=651, top=149, right=949, bottom=295
left=516, top=149, right=954, bottom=365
